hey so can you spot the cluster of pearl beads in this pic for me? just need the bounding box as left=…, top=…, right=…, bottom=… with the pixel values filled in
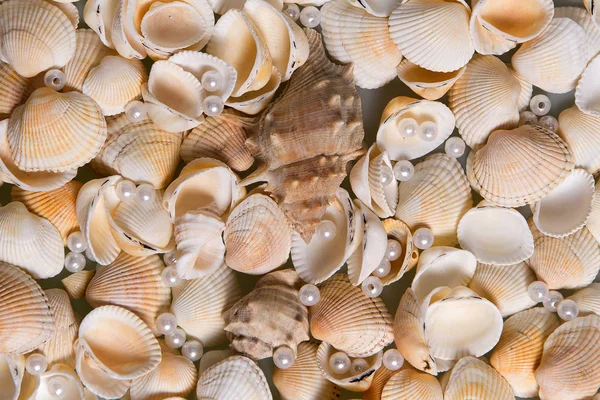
left=527, top=281, right=578, bottom=321
left=155, top=313, right=204, bottom=361
left=519, top=94, right=558, bottom=133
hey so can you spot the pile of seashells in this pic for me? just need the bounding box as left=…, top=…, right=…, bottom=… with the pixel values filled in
left=2, top=0, right=600, bottom=399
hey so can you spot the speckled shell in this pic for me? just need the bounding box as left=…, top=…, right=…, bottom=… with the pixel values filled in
left=381, top=368, right=444, bottom=400
left=38, top=289, right=78, bottom=368
left=0, top=61, right=34, bottom=120
left=443, top=356, right=513, bottom=400
left=61, top=270, right=95, bottom=300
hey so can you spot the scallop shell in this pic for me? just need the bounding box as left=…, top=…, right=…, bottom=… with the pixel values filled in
left=443, top=356, right=513, bottom=400
left=224, top=193, right=291, bottom=275
left=558, top=105, right=600, bottom=175
left=382, top=218, right=419, bottom=286
left=74, top=341, right=131, bottom=399
left=310, top=273, right=394, bottom=358
left=381, top=368, right=444, bottom=400
left=224, top=269, right=309, bottom=360
left=171, top=264, right=241, bottom=347
left=388, top=0, right=474, bottom=72
left=467, top=125, right=574, bottom=207
left=396, top=60, right=466, bottom=101
left=0, top=0, right=76, bottom=78
left=316, top=342, right=382, bottom=392
left=38, top=289, right=77, bottom=368
left=273, top=341, right=341, bottom=400
left=576, top=54, right=600, bottom=117
left=457, top=203, right=534, bottom=266
left=348, top=0, right=401, bottom=17
left=535, top=315, right=600, bottom=400
left=35, top=364, right=84, bottom=400
left=61, top=270, right=95, bottom=300
left=512, top=18, right=587, bottom=94
left=396, top=154, right=472, bottom=246
left=555, top=7, right=600, bottom=63
left=321, top=0, right=402, bottom=89
left=225, top=66, right=282, bottom=115
left=0, top=354, right=24, bottom=400
left=363, top=367, right=396, bottom=400
left=198, top=349, right=233, bottom=375
left=528, top=220, right=600, bottom=290
left=0, top=61, right=34, bottom=120
left=509, top=67, right=534, bottom=112
left=568, top=283, right=600, bottom=317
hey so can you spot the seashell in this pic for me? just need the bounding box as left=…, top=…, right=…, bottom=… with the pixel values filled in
left=7, top=88, right=107, bottom=173
left=396, top=154, right=472, bottom=246
left=0, top=61, right=34, bottom=120
left=554, top=7, right=600, bottom=64
left=224, top=269, right=309, bottom=359
left=363, top=367, right=396, bottom=400
left=51, top=1, right=79, bottom=29
left=528, top=220, right=600, bottom=290
left=348, top=0, right=402, bottom=17
left=382, top=218, right=419, bottom=285
left=321, top=0, right=402, bottom=89
left=316, top=341, right=382, bottom=392
left=0, top=354, right=24, bottom=400
left=74, top=341, right=131, bottom=399
left=38, top=289, right=77, bottom=368
left=180, top=110, right=255, bottom=171
left=588, top=181, right=600, bottom=245
left=0, top=202, right=63, bottom=279
left=198, top=349, right=233, bottom=375
left=310, top=273, right=393, bottom=357
left=535, top=315, right=600, bottom=400
left=448, top=54, right=520, bottom=147
left=467, top=125, right=574, bottom=207
left=273, top=341, right=341, bottom=400
left=224, top=193, right=291, bottom=275
left=396, top=59, right=466, bottom=101
left=171, top=264, right=241, bottom=347
left=196, top=355, right=272, bottom=400
left=584, top=0, right=600, bottom=28
left=568, top=283, right=600, bottom=317
left=82, top=0, right=118, bottom=49
left=457, top=203, right=534, bottom=266
left=35, top=364, right=85, bottom=400
left=0, top=0, right=76, bottom=78
left=443, top=356, right=513, bottom=400
left=61, top=270, right=95, bottom=300
left=558, top=105, right=600, bottom=175
left=490, top=308, right=560, bottom=398
left=0, top=263, right=55, bottom=355
left=512, top=18, right=587, bottom=94
left=381, top=368, right=444, bottom=400
left=225, top=66, right=282, bottom=115
left=377, top=97, right=455, bottom=161
left=411, top=246, right=477, bottom=304
left=509, top=67, right=533, bottom=112
left=242, top=29, right=364, bottom=242
left=576, top=54, right=600, bottom=117
left=531, top=168, right=595, bottom=238
left=85, top=253, right=171, bottom=336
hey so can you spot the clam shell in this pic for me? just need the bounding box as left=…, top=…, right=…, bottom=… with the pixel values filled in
left=584, top=0, right=600, bottom=28
left=568, top=283, right=600, bottom=317
left=348, top=0, right=401, bottom=17
left=0, top=354, right=24, bottom=400
left=382, top=218, right=419, bottom=286
left=82, top=0, right=118, bottom=49
left=310, top=273, right=394, bottom=357
left=555, top=6, right=600, bottom=63
left=143, top=84, right=203, bottom=133
left=0, top=0, right=76, bottom=78
left=61, top=270, right=95, bottom=300
left=62, top=29, right=113, bottom=93
left=558, top=105, right=600, bottom=175
left=382, top=368, right=444, bottom=399
left=316, top=342, right=382, bottom=392
left=588, top=181, right=600, bottom=245
left=225, top=66, right=282, bottom=115
left=363, top=367, right=396, bottom=400
left=509, top=67, right=534, bottom=112
left=35, top=364, right=84, bottom=400
left=575, top=53, right=600, bottom=117
left=396, top=154, right=472, bottom=246
left=38, top=289, right=77, bottom=368
left=443, top=356, right=513, bottom=400
left=396, top=60, right=466, bottom=101
left=0, top=61, right=34, bottom=120
left=198, top=349, right=233, bottom=375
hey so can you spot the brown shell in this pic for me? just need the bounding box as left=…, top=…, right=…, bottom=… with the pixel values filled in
left=223, top=269, right=309, bottom=360
left=244, top=29, right=365, bottom=242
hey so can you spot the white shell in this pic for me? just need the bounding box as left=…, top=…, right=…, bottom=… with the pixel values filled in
left=555, top=7, right=600, bottom=64
left=584, top=0, right=600, bottom=29
left=558, top=105, right=600, bottom=175
left=225, top=67, right=282, bottom=115
left=568, top=283, right=600, bottom=317
left=35, top=364, right=84, bottom=400
left=0, top=354, right=24, bottom=400
left=348, top=0, right=402, bottom=17
left=443, top=356, right=513, bottom=400
left=396, top=60, right=466, bottom=101
left=588, top=181, right=600, bottom=246
left=575, top=53, right=600, bottom=117
left=75, top=341, right=131, bottom=399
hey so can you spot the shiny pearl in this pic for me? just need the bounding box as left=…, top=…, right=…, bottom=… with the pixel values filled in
left=542, top=290, right=564, bottom=312
left=283, top=3, right=300, bottom=21
left=444, top=137, right=466, bottom=158
left=361, top=276, right=384, bottom=297
left=201, top=70, right=223, bottom=93
left=530, top=94, right=551, bottom=116
left=67, top=231, right=87, bottom=253
left=413, top=227, right=434, bottom=249
left=383, top=349, right=404, bottom=371
left=161, top=266, right=181, bottom=287
left=25, top=354, right=47, bottom=375
left=155, top=312, right=178, bottom=335
left=165, top=327, right=186, bottom=348
left=164, top=250, right=178, bottom=266
left=298, top=284, right=320, bottom=306
left=527, top=280, right=549, bottom=303
left=372, top=258, right=391, bottom=278
left=397, top=118, right=418, bottom=138
left=273, top=346, right=296, bottom=369
left=125, top=100, right=147, bottom=123
left=328, top=351, right=351, bottom=375
left=380, top=165, right=394, bottom=186
left=64, top=252, right=86, bottom=273
left=44, top=69, right=65, bottom=91
left=136, top=183, right=155, bottom=202
left=557, top=299, right=579, bottom=321
left=539, top=115, right=559, bottom=133
left=300, top=6, right=321, bottom=28
left=316, top=220, right=337, bottom=241
left=351, top=358, right=369, bottom=374
left=203, top=95, right=224, bottom=117
left=182, top=340, right=204, bottom=361
left=519, top=110, right=538, bottom=126
left=47, top=375, right=69, bottom=398
left=418, top=121, right=438, bottom=142
left=116, top=180, right=137, bottom=201
left=385, top=239, right=402, bottom=261
left=393, top=160, right=414, bottom=182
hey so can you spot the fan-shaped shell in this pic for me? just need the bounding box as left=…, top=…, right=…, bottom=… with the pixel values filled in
left=443, top=356, right=513, bottom=400
left=0, top=61, right=34, bottom=120
left=568, top=283, right=600, bottom=317
left=510, top=67, right=534, bottom=112
left=382, top=368, right=444, bottom=399
left=198, top=349, right=233, bottom=375
left=38, top=289, right=77, bottom=368
left=316, top=342, right=382, bottom=392
left=558, top=105, right=600, bottom=175
left=555, top=6, right=600, bottom=64
left=74, top=341, right=131, bottom=399
left=397, top=59, right=466, bottom=101
left=0, top=354, right=24, bottom=400
left=363, top=367, right=396, bottom=400
left=382, top=218, right=419, bottom=285
left=61, top=270, right=95, bottom=300
left=576, top=54, right=600, bottom=117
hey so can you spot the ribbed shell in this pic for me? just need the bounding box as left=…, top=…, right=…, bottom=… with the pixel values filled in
left=363, top=367, right=396, bottom=400
left=444, top=356, right=513, bottom=400
left=558, top=105, right=600, bottom=175
left=0, top=61, right=33, bottom=120
left=568, top=283, right=600, bottom=317
left=225, top=67, right=282, bottom=115
left=0, top=354, right=24, bottom=400
left=61, top=270, right=95, bottom=300
left=587, top=181, right=600, bottom=244
left=382, top=218, right=419, bottom=285
left=576, top=54, right=600, bottom=117
left=382, top=369, right=443, bottom=400
left=554, top=7, right=600, bottom=63
left=396, top=59, right=466, bottom=101
left=62, top=29, right=113, bottom=92
left=38, top=289, right=77, bottom=368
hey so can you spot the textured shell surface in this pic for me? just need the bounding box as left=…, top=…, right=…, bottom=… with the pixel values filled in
left=61, top=269, right=95, bottom=300
left=38, top=289, right=78, bottom=368
left=443, top=356, right=514, bottom=400
left=0, top=61, right=34, bottom=120
left=381, top=368, right=444, bottom=400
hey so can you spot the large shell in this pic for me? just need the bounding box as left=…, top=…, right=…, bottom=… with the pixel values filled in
left=35, top=364, right=85, bottom=400
left=382, top=218, right=419, bottom=285
left=310, top=273, right=394, bottom=358
left=510, top=67, right=534, bottom=112
left=62, top=29, right=113, bottom=93
left=61, top=270, right=95, bottom=300
left=558, top=105, right=600, bottom=175
left=381, top=368, right=444, bottom=399
left=0, top=62, right=34, bottom=120
left=576, top=54, right=600, bottom=117
left=443, top=356, right=513, bottom=400
left=554, top=7, right=600, bottom=64
left=568, top=283, right=600, bottom=317
left=396, top=59, right=466, bottom=101
left=0, top=354, right=24, bottom=400
left=38, top=289, right=77, bottom=368
left=243, top=29, right=364, bottom=242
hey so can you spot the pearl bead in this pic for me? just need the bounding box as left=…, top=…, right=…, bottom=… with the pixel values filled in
left=300, top=6, right=321, bottom=28
left=542, top=290, right=564, bottom=312
left=273, top=346, right=296, bottom=369
left=351, top=358, right=369, bottom=374
left=557, top=299, right=579, bottom=321
left=125, top=101, right=147, bottom=123
left=116, top=180, right=137, bottom=201
left=316, top=220, right=337, bottom=241
left=418, top=121, right=438, bottom=142
left=44, top=69, right=65, bottom=91
left=25, top=354, right=47, bottom=375
left=393, top=160, right=415, bottom=182
left=361, top=276, right=383, bottom=298
left=182, top=340, right=204, bottom=361
left=203, top=95, right=224, bottom=117
left=444, top=137, right=466, bottom=158
left=298, top=284, right=320, bottom=306
left=161, top=266, right=181, bottom=287
left=47, top=375, right=69, bottom=398
left=413, top=227, right=434, bottom=249
left=385, top=239, right=402, bottom=261
left=201, top=70, right=223, bottom=93
left=165, top=327, right=186, bottom=348
left=64, top=252, right=86, bottom=273
left=380, top=165, right=394, bottom=186
left=67, top=231, right=87, bottom=253
left=328, top=351, right=351, bottom=375
left=136, top=183, right=155, bottom=202
left=372, top=258, right=391, bottom=278
left=164, top=250, right=177, bottom=266
left=519, top=110, right=538, bottom=126
left=397, top=118, right=418, bottom=138
left=383, top=349, right=404, bottom=371
left=530, top=94, right=551, bottom=116
left=539, top=115, right=559, bottom=133
left=283, top=3, right=300, bottom=21
left=527, top=281, right=549, bottom=303
left=155, top=313, right=178, bottom=335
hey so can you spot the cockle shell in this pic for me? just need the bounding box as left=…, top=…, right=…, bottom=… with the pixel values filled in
left=51, top=1, right=80, bottom=29
left=381, top=368, right=444, bottom=400
left=74, top=341, right=131, bottom=399
left=382, top=218, right=419, bottom=285
left=558, top=105, right=600, bottom=175
left=396, top=60, right=466, bottom=101
left=555, top=7, right=600, bottom=63
left=198, top=349, right=233, bottom=375
left=509, top=67, right=534, bottom=112
left=34, top=364, right=85, bottom=400
left=224, top=67, right=282, bottom=115
left=243, top=29, right=364, bottom=242
left=576, top=54, right=600, bottom=117
left=224, top=269, right=309, bottom=359
left=0, top=62, right=34, bottom=120
left=0, top=0, right=76, bottom=78
left=396, top=153, right=472, bottom=246
left=0, top=354, right=24, bottom=400
left=568, top=283, right=600, bottom=317
left=310, top=273, right=394, bottom=357
left=348, top=0, right=401, bottom=17
left=584, top=0, right=600, bottom=28
left=363, top=367, right=395, bottom=400
left=62, top=270, right=95, bottom=300
left=38, top=289, right=78, bottom=368
left=82, top=0, right=118, bottom=49
left=443, top=356, right=513, bottom=400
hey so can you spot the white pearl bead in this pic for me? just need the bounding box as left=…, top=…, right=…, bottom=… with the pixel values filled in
left=519, top=110, right=538, bottom=126
left=67, top=231, right=87, bottom=253
left=203, top=95, right=224, bottom=117
left=182, top=340, right=204, bottom=361
left=380, top=165, right=394, bottom=186
left=155, top=313, right=178, bottom=335
left=530, top=94, right=551, bottom=116
left=372, top=258, right=391, bottom=278
left=351, top=358, right=369, bottom=374
left=418, top=121, right=438, bottom=142
left=383, top=349, right=404, bottom=371
left=397, top=118, right=418, bottom=138
left=393, top=160, right=415, bottom=182
left=298, top=284, right=320, bottom=306
left=283, top=3, right=300, bottom=21
left=444, top=137, right=466, bottom=158
left=361, top=276, right=383, bottom=297
left=413, top=227, right=434, bottom=249
left=300, top=6, right=321, bottom=28
left=201, top=70, right=223, bottom=93
left=116, top=180, right=137, bottom=201
left=125, top=100, right=147, bottom=123
left=64, top=252, right=86, bottom=273
left=527, top=281, right=549, bottom=303
left=385, top=239, right=402, bottom=261
left=25, top=354, right=47, bottom=375
left=161, top=266, right=181, bottom=287
left=316, top=220, right=337, bottom=241
left=164, top=250, right=177, bottom=266
left=136, top=183, right=155, bottom=202
left=542, top=290, right=564, bottom=312
left=539, top=115, right=559, bottom=133
left=47, top=375, right=69, bottom=398
left=273, top=346, right=296, bottom=369
left=557, top=299, right=579, bottom=321
left=165, top=327, right=186, bottom=348
left=44, top=69, right=65, bottom=91
left=328, top=351, right=351, bottom=375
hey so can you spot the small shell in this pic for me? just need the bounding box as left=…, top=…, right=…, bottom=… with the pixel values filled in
left=38, top=289, right=77, bottom=368
left=382, top=218, right=419, bottom=286
left=576, top=54, right=600, bottom=117
left=316, top=342, right=382, bottom=392
left=0, top=354, right=24, bottom=400
left=225, top=66, right=282, bottom=115
left=584, top=0, right=600, bottom=28
left=36, top=364, right=84, bottom=400
left=61, top=270, right=95, bottom=300
left=568, top=283, right=600, bottom=317
left=74, top=342, right=131, bottom=399
left=443, top=356, right=513, bottom=400
left=82, top=0, right=118, bottom=49
left=381, top=369, right=444, bottom=400
left=555, top=7, right=600, bottom=63
left=396, top=60, right=466, bottom=101
left=0, top=61, right=34, bottom=120
left=558, top=105, right=600, bottom=175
